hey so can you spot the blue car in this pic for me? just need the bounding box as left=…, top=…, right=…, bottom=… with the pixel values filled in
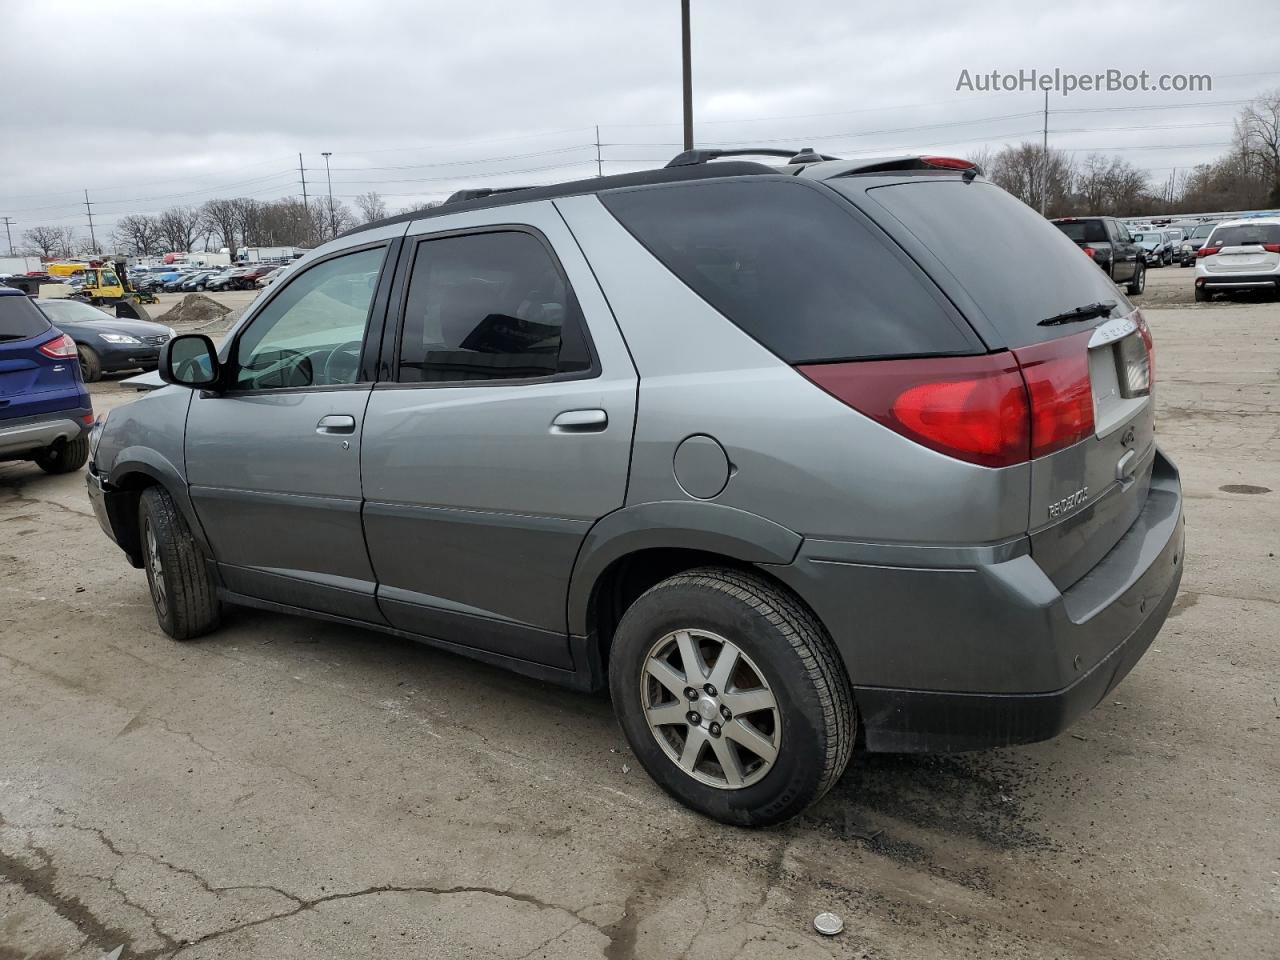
left=0, top=287, right=94, bottom=473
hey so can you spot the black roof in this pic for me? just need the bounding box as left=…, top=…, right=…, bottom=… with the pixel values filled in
left=340, top=160, right=779, bottom=239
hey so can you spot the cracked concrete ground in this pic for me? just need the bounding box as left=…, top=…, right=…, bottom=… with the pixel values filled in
left=1, top=289, right=1277, bottom=959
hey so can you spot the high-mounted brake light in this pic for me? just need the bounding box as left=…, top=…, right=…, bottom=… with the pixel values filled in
left=920, top=156, right=976, bottom=170
left=798, top=330, right=1099, bottom=468
left=38, top=333, right=77, bottom=359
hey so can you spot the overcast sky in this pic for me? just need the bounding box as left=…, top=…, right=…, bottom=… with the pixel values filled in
left=2, top=0, right=1278, bottom=241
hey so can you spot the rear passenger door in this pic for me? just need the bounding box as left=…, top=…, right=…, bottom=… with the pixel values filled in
left=361, top=204, right=637, bottom=668
left=1110, top=221, right=1138, bottom=281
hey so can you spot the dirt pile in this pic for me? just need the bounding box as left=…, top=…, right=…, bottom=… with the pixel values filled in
left=160, top=293, right=231, bottom=326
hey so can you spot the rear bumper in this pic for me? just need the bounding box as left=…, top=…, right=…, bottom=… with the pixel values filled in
left=769, top=449, right=1184, bottom=752
left=0, top=408, right=91, bottom=459
left=1197, top=273, right=1279, bottom=289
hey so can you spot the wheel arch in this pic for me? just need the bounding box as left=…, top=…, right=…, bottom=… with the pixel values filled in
left=569, top=501, right=804, bottom=677
left=106, top=451, right=213, bottom=566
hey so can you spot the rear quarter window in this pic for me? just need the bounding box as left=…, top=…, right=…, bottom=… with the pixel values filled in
left=0, top=295, right=53, bottom=341
left=599, top=178, right=977, bottom=364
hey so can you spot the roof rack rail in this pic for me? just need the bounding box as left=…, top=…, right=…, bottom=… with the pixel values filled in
left=665, top=146, right=838, bottom=168
left=444, top=186, right=535, bottom=205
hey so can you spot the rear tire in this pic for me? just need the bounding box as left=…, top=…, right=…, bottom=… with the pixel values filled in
left=1194, top=285, right=1210, bottom=302
left=77, top=345, right=101, bottom=383
left=608, top=567, right=855, bottom=827
left=138, top=486, right=221, bottom=641
left=1127, top=262, right=1146, bottom=296
left=34, top=434, right=89, bottom=474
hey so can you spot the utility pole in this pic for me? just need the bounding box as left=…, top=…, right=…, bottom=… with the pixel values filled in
left=322, top=152, right=336, bottom=240
left=681, top=0, right=693, bottom=151
left=1, top=217, right=14, bottom=256
left=594, top=126, right=603, bottom=177
left=1040, top=90, right=1049, bottom=216
left=84, top=189, right=98, bottom=253
left=298, top=153, right=311, bottom=245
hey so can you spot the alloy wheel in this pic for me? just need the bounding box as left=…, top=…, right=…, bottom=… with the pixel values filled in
left=144, top=520, right=167, bottom=617
left=640, top=628, right=781, bottom=789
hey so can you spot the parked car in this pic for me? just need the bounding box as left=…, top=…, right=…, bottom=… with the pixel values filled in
left=0, top=287, right=93, bottom=473
left=1193, top=217, right=1280, bottom=301
left=235, top=265, right=277, bottom=288
left=1050, top=216, right=1146, bottom=294
left=1133, top=231, right=1171, bottom=267
left=203, top=268, right=242, bottom=291
left=180, top=270, right=219, bottom=292
left=253, top=266, right=281, bottom=287
left=35, top=298, right=175, bottom=382
left=1179, top=222, right=1217, bottom=266
left=87, top=152, right=1183, bottom=826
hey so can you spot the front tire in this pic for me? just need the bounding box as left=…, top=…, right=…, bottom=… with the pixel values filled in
left=1127, top=262, right=1146, bottom=296
left=34, top=434, right=89, bottom=474
left=138, top=486, right=221, bottom=641
left=609, top=567, right=855, bottom=827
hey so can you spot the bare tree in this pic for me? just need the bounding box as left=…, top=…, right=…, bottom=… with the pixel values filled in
left=354, top=191, right=387, bottom=224
left=21, top=225, right=62, bottom=258
left=55, top=227, right=78, bottom=259
left=1072, top=154, right=1151, bottom=216
left=157, top=206, right=202, bottom=253
left=1237, top=88, right=1280, bottom=196
left=988, top=143, right=1075, bottom=216
left=112, top=214, right=163, bottom=256
left=201, top=199, right=241, bottom=258
left=232, top=198, right=266, bottom=247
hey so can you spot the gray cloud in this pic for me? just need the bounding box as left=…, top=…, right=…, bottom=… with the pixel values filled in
left=2, top=0, right=1277, bottom=237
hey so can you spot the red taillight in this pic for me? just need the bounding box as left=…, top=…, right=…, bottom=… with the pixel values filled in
left=1081, top=246, right=1097, bottom=258
left=1011, top=330, right=1095, bottom=459
left=1263, top=243, right=1280, bottom=254
left=38, top=333, right=77, bottom=359
left=920, top=156, right=976, bottom=170
left=798, top=354, right=1030, bottom=467
left=1134, top=310, right=1155, bottom=389
left=1197, top=246, right=1218, bottom=258
left=80, top=412, right=95, bottom=425
left=798, top=331, right=1097, bottom=468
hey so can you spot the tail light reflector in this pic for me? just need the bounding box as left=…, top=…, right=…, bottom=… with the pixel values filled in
left=38, top=333, right=77, bottom=359
left=798, top=331, right=1098, bottom=468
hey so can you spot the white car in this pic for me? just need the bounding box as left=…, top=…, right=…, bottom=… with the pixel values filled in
left=1194, top=217, right=1280, bottom=302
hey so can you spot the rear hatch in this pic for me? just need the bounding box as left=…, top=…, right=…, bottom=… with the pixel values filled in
left=0, top=292, right=85, bottom=421
left=844, top=177, right=1156, bottom=590
left=1199, top=223, right=1280, bottom=274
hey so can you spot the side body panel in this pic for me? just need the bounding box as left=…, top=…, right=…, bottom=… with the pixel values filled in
left=360, top=201, right=638, bottom=668
left=554, top=193, right=1031, bottom=546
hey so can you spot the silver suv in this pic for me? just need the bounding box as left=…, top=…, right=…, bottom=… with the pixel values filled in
left=87, top=150, right=1185, bottom=826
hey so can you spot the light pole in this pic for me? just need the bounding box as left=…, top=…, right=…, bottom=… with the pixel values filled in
left=321, top=152, right=336, bottom=240
left=681, top=0, right=693, bottom=151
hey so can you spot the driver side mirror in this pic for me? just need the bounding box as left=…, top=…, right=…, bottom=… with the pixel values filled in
left=160, top=334, right=221, bottom=390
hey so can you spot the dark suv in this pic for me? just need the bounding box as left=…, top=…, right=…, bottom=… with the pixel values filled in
left=1051, top=216, right=1146, bottom=295
left=87, top=151, right=1183, bottom=826
left=0, top=288, right=93, bottom=473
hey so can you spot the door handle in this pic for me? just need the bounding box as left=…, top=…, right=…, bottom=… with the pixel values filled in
left=551, top=409, right=608, bottom=433
left=316, top=414, right=357, bottom=435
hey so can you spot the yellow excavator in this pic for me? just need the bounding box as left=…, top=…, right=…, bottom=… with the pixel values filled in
left=46, top=257, right=156, bottom=318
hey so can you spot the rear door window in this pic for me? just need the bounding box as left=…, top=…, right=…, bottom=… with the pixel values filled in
left=0, top=295, right=52, bottom=342
left=600, top=179, right=977, bottom=363
left=857, top=180, right=1130, bottom=348
left=397, top=230, right=594, bottom=383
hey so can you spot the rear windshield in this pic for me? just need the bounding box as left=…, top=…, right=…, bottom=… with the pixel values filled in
left=0, top=294, right=52, bottom=342
left=1206, top=224, right=1280, bottom=247
left=1051, top=219, right=1108, bottom=244
left=1191, top=224, right=1216, bottom=239
left=857, top=181, right=1130, bottom=348
left=600, top=179, right=975, bottom=363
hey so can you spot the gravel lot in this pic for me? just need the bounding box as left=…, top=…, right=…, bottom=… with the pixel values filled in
left=0, top=290, right=1276, bottom=959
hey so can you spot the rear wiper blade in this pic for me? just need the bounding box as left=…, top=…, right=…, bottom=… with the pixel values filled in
left=1037, top=300, right=1116, bottom=326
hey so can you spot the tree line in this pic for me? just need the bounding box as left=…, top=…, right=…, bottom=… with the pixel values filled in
left=976, top=89, right=1280, bottom=218
left=17, top=90, right=1280, bottom=259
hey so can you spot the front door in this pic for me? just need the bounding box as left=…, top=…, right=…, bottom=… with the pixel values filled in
left=360, top=205, right=637, bottom=668
left=185, top=243, right=390, bottom=622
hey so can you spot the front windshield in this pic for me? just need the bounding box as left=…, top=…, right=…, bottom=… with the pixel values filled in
left=1136, top=233, right=1162, bottom=243
left=1192, top=224, right=1215, bottom=239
